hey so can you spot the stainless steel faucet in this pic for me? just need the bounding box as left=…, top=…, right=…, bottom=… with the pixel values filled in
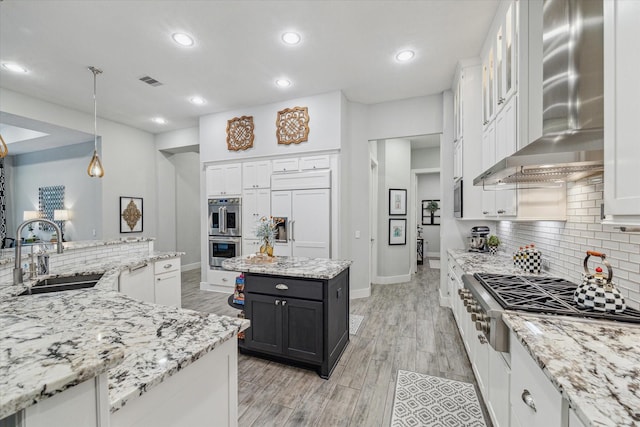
left=14, top=219, right=63, bottom=285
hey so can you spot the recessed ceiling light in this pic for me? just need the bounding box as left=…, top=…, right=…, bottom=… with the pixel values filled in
left=275, top=79, right=291, bottom=88
left=152, top=117, right=168, bottom=125
left=2, top=62, right=28, bottom=73
left=395, top=50, right=415, bottom=62
left=281, top=32, right=301, bottom=45
left=190, top=96, right=206, bottom=105
left=172, top=33, right=194, bottom=47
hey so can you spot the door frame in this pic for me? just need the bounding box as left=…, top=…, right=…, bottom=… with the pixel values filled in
left=410, top=167, right=441, bottom=274
left=369, top=154, right=379, bottom=286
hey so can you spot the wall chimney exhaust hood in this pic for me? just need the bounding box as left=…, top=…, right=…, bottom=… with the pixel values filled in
left=474, top=0, right=603, bottom=187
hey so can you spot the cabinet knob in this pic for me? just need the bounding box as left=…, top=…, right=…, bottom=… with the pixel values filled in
left=477, top=334, right=488, bottom=344
left=275, top=299, right=281, bottom=305
left=275, top=283, right=288, bottom=290
left=521, top=390, right=537, bottom=412
left=281, top=300, right=287, bottom=306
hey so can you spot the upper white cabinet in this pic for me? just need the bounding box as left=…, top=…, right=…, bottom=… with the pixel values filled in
left=206, top=163, right=242, bottom=197
left=242, top=160, right=271, bottom=189
left=272, top=158, right=300, bottom=173
left=604, top=0, right=640, bottom=224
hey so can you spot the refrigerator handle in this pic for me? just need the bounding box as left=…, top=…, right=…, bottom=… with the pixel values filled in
left=290, top=219, right=295, bottom=241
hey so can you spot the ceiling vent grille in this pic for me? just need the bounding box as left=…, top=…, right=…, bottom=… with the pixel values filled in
left=139, top=76, right=163, bottom=87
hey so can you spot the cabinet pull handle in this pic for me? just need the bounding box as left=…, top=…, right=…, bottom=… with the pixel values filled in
left=482, top=211, right=489, bottom=214
left=521, top=390, right=537, bottom=412
left=222, top=277, right=228, bottom=282
left=275, top=299, right=281, bottom=305
left=129, top=263, right=148, bottom=272
left=164, top=264, right=172, bottom=269
left=282, top=300, right=287, bottom=306
left=497, top=209, right=506, bottom=214
left=275, top=283, right=288, bottom=290
left=477, top=334, right=488, bottom=344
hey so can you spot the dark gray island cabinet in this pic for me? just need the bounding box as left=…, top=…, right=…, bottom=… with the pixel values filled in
left=222, top=256, right=351, bottom=379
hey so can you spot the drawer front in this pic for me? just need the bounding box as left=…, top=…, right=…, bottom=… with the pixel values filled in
left=246, top=275, right=323, bottom=301
left=300, top=155, right=330, bottom=170
left=154, top=257, right=180, bottom=274
left=510, top=333, right=563, bottom=427
left=272, top=158, right=300, bottom=173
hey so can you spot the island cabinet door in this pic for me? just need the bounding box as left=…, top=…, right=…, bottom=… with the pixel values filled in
left=283, top=297, right=323, bottom=363
left=245, top=293, right=283, bottom=354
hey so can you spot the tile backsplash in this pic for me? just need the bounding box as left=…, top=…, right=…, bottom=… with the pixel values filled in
left=495, top=176, right=640, bottom=310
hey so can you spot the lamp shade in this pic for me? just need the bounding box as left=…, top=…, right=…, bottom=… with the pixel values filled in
left=54, top=209, right=70, bottom=221
left=23, top=210, right=39, bottom=221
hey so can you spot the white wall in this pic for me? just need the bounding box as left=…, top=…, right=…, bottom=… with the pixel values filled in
left=411, top=147, right=440, bottom=169
left=8, top=141, right=102, bottom=241
left=378, top=139, right=412, bottom=279
left=417, top=173, right=441, bottom=256
left=174, top=152, right=201, bottom=268
left=199, top=91, right=342, bottom=163
left=0, top=88, right=157, bottom=240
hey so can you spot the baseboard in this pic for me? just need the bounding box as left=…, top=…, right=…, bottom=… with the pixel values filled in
left=373, top=273, right=411, bottom=285
left=350, top=287, right=371, bottom=299
left=200, top=282, right=234, bottom=294
left=181, top=262, right=200, bottom=272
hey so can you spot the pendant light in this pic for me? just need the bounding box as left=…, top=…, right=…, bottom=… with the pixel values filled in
left=87, top=66, right=104, bottom=177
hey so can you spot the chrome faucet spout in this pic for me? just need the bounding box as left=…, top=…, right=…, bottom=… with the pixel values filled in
left=13, top=219, right=64, bottom=285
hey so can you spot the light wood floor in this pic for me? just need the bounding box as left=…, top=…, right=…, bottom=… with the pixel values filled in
left=181, top=262, right=492, bottom=427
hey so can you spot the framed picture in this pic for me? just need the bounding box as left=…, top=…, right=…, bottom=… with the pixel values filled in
left=422, top=199, right=441, bottom=226
left=389, top=188, right=407, bottom=215
left=120, top=197, right=143, bottom=233
left=389, top=218, right=407, bottom=245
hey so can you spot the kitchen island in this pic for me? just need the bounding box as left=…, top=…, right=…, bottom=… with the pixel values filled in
left=0, top=241, right=249, bottom=426
left=223, top=255, right=351, bottom=378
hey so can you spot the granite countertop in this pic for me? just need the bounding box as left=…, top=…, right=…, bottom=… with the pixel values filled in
left=447, top=248, right=640, bottom=426
left=0, top=251, right=250, bottom=419
left=223, top=255, right=352, bottom=279
left=504, top=313, right=640, bottom=426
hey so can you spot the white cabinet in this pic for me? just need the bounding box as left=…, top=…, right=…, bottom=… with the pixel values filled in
left=271, top=188, right=330, bottom=258
left=242, top=161, right=271, bottom=189
left=153, top=258, right=181, bottom=308
left=272, top=158, right=299, bottom=173
left=569, top=408, right=587, bottom=427
left=489, top=350, right=511, bottom=427
left=242, top=188, right=270, bottom=253
left=481, top=123, right=496, bottom=216
left=22, top=375, right=108, bottom=427
left=119, top=257, right=182, bottom=307
left=604, top=0, right=640, bottom=224
left=206, top=164, right=242, bottom=197
left=494, top=95, right=518, bottom=216
left=119, top=263, right=154, bottom=303
left=300, top=155, right=331, bottom=171
left=510, top=331, right=564, bottom=427
left=453, top=140, right=463, bottom=182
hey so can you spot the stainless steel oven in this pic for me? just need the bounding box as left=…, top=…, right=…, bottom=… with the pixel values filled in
left=209, top=236, right=241, bottom=269
left=208, top=198, right=241, bottom=237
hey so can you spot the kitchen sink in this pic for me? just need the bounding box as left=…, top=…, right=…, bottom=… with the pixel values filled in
left=19, top=273, right=104, bottom=296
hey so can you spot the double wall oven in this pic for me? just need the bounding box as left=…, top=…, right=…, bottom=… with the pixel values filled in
left=208, top=198, right=241, bottom=269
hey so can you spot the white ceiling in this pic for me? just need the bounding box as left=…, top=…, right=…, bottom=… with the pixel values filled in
left=0, top=0, right=498, bottom=138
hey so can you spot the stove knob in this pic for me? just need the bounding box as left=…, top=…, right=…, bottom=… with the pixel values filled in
left=475, top=320, right=490, bottom=334
left=466, top=303, right=480, bottom=313
left=471, top=312, right=486, bottom=322
left=463, top=297, right=474, bottom=307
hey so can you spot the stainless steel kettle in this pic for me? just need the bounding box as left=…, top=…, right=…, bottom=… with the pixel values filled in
left=573, top=251, right=626, bottom=313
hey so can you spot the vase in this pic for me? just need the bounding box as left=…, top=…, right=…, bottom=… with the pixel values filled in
left=488, top=246, right=498, bottom=255
left=260, top=241, right=274, bottom=257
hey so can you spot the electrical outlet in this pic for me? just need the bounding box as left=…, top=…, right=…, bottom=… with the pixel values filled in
left=542, top=258, right=550, bottom=271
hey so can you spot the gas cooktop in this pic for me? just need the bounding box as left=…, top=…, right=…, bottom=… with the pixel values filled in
left=473, top=273, right=640, bottom=324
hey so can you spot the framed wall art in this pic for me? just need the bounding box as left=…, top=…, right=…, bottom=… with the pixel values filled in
left=389, top=188, right=407, bottom=215
left=422, top=199, right=441, bottom=226
left=389, top=218, right=407, bottom=245
left=120, top=196, right=143, bottom=233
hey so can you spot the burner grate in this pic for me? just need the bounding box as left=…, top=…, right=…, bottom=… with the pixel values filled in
left=473, top=273, right=640, bottom=324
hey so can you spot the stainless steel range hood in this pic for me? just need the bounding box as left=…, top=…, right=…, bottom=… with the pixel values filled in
left=474, top=0, right=603, bottom=187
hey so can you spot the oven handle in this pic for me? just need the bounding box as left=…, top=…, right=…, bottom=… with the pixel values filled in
left=209, top=236, right=241, bottom=243
left=219, top=206, right=226, bottom=233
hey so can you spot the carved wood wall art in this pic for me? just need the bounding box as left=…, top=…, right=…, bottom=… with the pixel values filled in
left=226, top=116, right=255, bottom=151
left=276, top=106, right=310, bottom=145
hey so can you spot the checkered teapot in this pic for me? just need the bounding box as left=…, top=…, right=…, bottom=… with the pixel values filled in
left=573, top=251, right=626, bottom=313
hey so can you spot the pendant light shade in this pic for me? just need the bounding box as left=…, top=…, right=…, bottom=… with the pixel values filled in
left=88, top=66, right=104, bottom=178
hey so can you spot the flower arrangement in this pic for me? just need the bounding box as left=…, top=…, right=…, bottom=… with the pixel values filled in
left=255, top=216, right=277, bottom=256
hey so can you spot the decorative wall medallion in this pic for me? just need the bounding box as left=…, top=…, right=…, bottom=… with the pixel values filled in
left=276, top=106, right=310, bottom=145
left=226, top=116, right=255, bottom=151
left=120, top=196, right=143, bottom=233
